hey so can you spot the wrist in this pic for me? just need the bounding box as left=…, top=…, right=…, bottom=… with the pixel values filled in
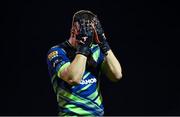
left=99, top=41, right=111, bottom=56
left=76, top=45, right=91, bottom=57
left=98, top=34, right=111, bottom=56
left=75, top=54, right=88, bottom=60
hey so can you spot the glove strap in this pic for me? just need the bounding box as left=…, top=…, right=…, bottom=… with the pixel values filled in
left=76, top=45, right=91, bottom=57
left=99, top=35, right=111, bottom=56
left=99, top=41, right=110, bottom=56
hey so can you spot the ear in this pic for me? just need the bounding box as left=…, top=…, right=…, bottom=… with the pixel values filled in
left=70, top=26, right=75, bottom=37
left=71, top=22, right=80, bottom=36
left=74, top=22, right=80, bottom=34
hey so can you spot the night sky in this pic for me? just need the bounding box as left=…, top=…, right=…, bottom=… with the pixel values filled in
left=1, top=0, right=180, bottom=115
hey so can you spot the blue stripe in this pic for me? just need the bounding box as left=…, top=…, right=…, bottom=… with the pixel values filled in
left=58, top=88, right=104, bottom=111
left=68, top=101, right=103, bottom=116
left=72, top=73, right=95, bottom=92
left=58, top=106, right=80, bottom=116
left=97, top=50, right=104, bottom=64
left=58, top=94, right=103, bottom=116
left=99, top=104, right=104, bottom=110
left=79, top=83, right=97, bottom=98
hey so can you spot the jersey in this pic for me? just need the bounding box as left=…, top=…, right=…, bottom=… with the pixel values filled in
left=47, top=40, right=105, bottom=116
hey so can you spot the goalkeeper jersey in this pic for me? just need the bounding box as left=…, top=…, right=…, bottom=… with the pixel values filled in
left=47, top=40, right=105, bottom=116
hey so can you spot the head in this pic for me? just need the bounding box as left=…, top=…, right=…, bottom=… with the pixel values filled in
left=69, top=10, right=97, bottom=48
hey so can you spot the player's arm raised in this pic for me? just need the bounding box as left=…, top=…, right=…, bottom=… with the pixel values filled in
left=60, top=19, right=94, bottom=85
left=60, top=54, right=87, bottom=85
left=92, top=17, right=122, bottom=82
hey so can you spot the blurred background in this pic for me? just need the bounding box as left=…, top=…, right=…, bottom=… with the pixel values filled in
left=1, top=0, right=180, bottom=115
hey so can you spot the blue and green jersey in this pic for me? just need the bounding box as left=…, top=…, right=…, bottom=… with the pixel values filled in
left=47, top=41, right=105, bottom=116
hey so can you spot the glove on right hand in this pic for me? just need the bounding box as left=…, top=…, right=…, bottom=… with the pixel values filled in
left=76, top=19, right=94, bottom=57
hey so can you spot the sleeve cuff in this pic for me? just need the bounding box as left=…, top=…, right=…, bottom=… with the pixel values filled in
left=56, top=62, right=70, bottom=77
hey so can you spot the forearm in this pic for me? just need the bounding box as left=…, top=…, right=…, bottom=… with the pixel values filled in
left=68, top=54, right=87, bottom=80
left=60, top=54, right=87, bottom=85
left=92, top=17, right=122, bottom=81
left=103, top=50, right=122, bottom=81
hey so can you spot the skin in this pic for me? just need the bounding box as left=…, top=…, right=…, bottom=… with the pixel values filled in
left=92, top=24, right=122, bottom=82
left=59, top=21, right=122, bottom=85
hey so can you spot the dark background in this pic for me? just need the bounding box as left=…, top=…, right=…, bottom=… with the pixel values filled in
left=1, top=0, right=180, bottom=115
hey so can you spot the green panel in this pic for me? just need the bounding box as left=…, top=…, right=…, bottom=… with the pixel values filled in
left=76, top=84, right=92, bottom=93
left=65, top=104, right=92, bottom=115
left=92, top=49, right=100, bottom=62
left=87, top=90, right=98, bottom=100
left=57, top=62, right=70, bottom=77
left=57, top=87, right=101, bottom=110
left=94, top=95, right=102, bottom=106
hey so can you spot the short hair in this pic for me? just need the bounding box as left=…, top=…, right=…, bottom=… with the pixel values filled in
left=72, top=10, right=97, bottom=25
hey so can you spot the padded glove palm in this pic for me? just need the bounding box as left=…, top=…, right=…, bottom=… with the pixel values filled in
left=76, top=19, right=94, bottom=57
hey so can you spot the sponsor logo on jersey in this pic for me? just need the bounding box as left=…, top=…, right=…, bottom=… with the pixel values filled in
left=48, top=51, right=58, bottom=60
left=52, top=59, right=62, bottom=68
left=80, top=78, right=97, bottom=85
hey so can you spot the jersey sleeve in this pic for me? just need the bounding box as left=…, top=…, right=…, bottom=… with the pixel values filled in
left=47, top=46, right=70, bottom=77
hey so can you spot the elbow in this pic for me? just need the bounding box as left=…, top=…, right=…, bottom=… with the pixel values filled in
left=111, top=72, right=123, bottom=82
left=68, top=76, right=82, bottom=85
left=115, top=72, right=123, bottom=80
left=60, top=69, right=82, bottom=85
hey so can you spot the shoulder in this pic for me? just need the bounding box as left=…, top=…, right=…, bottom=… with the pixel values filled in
left=47, top=42, right=67, bottom=60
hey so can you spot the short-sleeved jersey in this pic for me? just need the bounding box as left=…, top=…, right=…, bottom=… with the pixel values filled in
left=47, top=40, right=105, bottom=116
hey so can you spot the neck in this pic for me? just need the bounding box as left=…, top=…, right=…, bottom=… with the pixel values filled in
left=68, top=36, right=76, bottom=48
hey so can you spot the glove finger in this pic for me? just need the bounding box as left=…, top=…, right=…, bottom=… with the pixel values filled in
left=93, top=27, right=101, bottom=44
left=93, top=17, right=104, bottom=35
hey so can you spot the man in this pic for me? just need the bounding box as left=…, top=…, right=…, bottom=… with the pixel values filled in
left=47, top=10, right=122, bottom=116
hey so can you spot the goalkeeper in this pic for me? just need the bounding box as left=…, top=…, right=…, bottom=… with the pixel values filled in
left=47, top=10, right=123, bottom=116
